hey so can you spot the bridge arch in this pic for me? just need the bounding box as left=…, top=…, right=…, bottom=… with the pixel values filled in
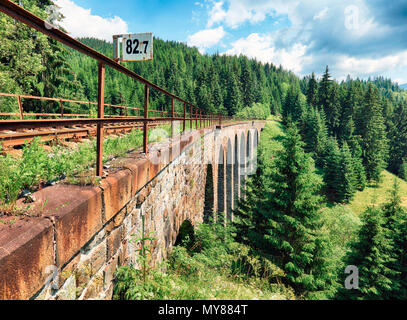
left=254, top=129, right=259, bottom=150
left=203, top=163, right=214, bottom=223
left=226, top=139, right=233, bottom=222
left=174, top=219, right=195, bottom=249
left=217, top=144, right=225, bottom=224
left=240, top=131, right=246, bottom=197
left=233, top=134, right=239, bottom=210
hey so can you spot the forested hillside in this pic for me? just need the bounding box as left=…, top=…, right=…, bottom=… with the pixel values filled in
left=1, top=0, right=407, bottom=301
left=1, top=0, right=406, bottom=182
left=63, top=37, right=294, bottom=119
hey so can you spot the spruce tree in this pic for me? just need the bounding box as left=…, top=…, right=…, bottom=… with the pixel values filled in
left=261, top=123, right=335, bottom=297
left=301, top=106, right=328, bottom=161
left=338, top=206, right=396, bottom=300
left=381, top=179, right=407, bottom=299
left=322, top=138, right=341, bottom=201
left=348, top=135, right=367, bottom=190
left=233, top=146, right=269, bottom=249
left=318, top=66, right=332, bottom=114
left=360, top=84, right=389, bottom=182
left=306, top=72, right=318, bottom=107
left=387, top=102, right=407, bottom=177
left=337, top=142, right=357, bottom=203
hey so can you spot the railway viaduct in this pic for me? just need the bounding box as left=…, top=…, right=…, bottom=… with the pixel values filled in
left=0, top=120, right=265, bottom=300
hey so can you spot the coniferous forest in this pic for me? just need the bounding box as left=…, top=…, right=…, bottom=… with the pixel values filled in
left=1, top=0, right=407, bottom=300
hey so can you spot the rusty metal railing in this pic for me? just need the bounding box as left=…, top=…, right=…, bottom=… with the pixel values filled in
left=0, top=0, right=235, bottom=176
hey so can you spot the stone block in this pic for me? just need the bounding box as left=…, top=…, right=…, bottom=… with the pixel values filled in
left=101, top=169, right=132, bottom=222
left=103, top=253, right=118, bottom=289
left=59, top=254, right=80, bottom=289
left=107, top=227, right=123, bottom=260
left=134, top=158, right=149, bottom=192
left=122, top=161, right=138, bottom=197
left=56, top=275, right=76, bottom=300
left=0, top=218, right=54, bottom=300
left=38, top=185, right=103, bottom=268
left=79, top=239, right=107, bottom=277
left=79, top=271, right=104, bottom=300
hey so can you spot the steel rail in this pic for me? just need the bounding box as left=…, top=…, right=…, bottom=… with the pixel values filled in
left=0, top=124, right=170, bottom=150
left=0, top=117, right=198, bottom=130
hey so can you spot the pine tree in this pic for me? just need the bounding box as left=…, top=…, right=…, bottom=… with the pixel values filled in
left=240, top=58, right=255, bottom=108
left=283, top=85, right=304, bottom=124
left=225, top=72, right=242, bottom=115
left=326, top=82, right=342, bottom=137
left=338, top=206, right=396, bottom=300
left=306, top=72, right=318, bottom=107
left=360, top=84, right=389, bottom=182
left=337, top=142, right=357, bottom=203
left=387, top=102, right=407, bottom=177
left=318, top=66, right=332, bottom=113
left=338, top=84, right=357, bottom=143
left=381, top=179, right=407, bottom=299
left=323, top=137, right=341, bottom=201
left=233, top=146, right=269, bottom=249
left=301, top=106, right=328, bottom=160
left=261, top=123, right=335, bottom=297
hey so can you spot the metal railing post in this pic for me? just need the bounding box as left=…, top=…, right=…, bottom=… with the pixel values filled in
left=190, top=105, right=193, bottom=131
left=59, top=99, right=63, bottom=118
left=171, top=97, right=175, bottom=137
left=183, top=102, right=186, bottom=133
left=96, top=62, right=105, bottom=177
left=17, top=95, right=23, bottom=120
left=143, top=84, right=149, bottom=154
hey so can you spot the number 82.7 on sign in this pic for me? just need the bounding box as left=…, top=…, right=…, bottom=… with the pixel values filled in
left=122, top=33, right=153, bottom=61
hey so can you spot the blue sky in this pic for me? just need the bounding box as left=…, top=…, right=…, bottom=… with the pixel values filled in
left=54, top=0, right=407, bottom=84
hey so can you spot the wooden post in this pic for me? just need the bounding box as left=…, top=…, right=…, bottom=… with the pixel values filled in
left=17, top=95, right=23, bottom=120
left=143, top=84, right=149, bottom=154
left=96, top=62, right=105, bottom=177
left=195, top=108, right=198, bottom=129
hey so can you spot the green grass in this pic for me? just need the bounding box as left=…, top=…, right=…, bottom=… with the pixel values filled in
left=346, top=170, right=407, bottom=215
left=0, top=122, right=198, bottom=210
left=114, top=222, right=294, bottom=300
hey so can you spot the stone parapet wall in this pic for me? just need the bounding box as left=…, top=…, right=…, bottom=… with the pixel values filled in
left=0, top=121, right=265, bottom=300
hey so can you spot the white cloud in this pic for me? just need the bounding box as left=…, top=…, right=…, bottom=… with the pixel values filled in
left=54, top=0, right=129, bottom=42
left=203, top=0, right=407, bottom=83
left=207, top=0, right=291, bottom=29
left=313, top=7, right=328, bottom=20
left=187, top=26, right=227, bottom=53
left=224, top=33, right=309, bottom=73
left=336, top=51, right=407, bottom=79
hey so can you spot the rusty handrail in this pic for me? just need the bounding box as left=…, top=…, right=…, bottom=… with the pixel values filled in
left=0, top=92, right=177, bottom=119
left=0, top=0, right=234, bottom=176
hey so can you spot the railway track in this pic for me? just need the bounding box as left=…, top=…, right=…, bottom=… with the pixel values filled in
left=0, top=120, right=169, bottom=154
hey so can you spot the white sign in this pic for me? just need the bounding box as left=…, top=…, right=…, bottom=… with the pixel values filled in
left=121, top=33, right=153, bottom=61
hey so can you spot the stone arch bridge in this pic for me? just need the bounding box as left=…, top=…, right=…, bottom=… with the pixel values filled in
left=0, top=121, right=265, bottom=300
